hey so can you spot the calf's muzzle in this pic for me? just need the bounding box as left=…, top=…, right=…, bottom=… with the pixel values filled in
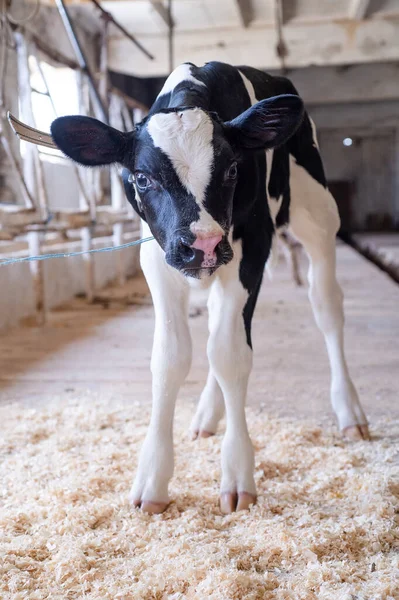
left=179, top=234, right=222, bottom=269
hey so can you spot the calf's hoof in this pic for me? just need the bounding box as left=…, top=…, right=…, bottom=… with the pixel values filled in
left=343, top=424, right=370, bottom=441
left=191, top=429, right=215, bottom=440
left=131, top=498, right=169, bottom=514
left=220, top=491, right=256, bottom=514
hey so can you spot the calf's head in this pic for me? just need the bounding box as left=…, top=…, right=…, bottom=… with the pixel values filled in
left=51, top=95, right=303, bottom=278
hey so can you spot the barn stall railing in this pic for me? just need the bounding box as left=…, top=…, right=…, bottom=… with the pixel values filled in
left=0, top=14, right=149, bottom=326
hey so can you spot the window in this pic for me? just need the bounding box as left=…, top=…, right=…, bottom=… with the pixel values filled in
left=21, top=57, right=80, bottom=159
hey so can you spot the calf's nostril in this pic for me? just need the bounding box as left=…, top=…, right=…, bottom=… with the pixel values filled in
left=178, top=235, right=222, bottom=269
left=179, top=237, right=196, bottom=262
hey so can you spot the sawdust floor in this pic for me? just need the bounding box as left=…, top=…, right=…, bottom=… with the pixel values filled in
left=0, top=244, right=398, bottom=599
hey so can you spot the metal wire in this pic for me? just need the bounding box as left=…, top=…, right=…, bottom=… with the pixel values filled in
left=0, top=235, right=154, bottom=267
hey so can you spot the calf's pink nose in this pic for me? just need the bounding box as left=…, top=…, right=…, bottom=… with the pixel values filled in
left=192, top=234, right=222, bottom=256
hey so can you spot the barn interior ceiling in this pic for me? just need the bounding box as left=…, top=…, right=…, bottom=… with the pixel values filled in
left=34, top=0, right=399, bottom=76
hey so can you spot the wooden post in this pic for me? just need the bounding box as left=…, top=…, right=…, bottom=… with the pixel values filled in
left=99, top=18, right=109, bottom=107
left=120, top=102, right=135, bottom=219
left=16, top=32, right=46, bottom=324
left=0, top=121, right=35, bottom=209
left=16, top=35, right=37, bottom=206
left=81, top=226, right=95, bottom=303
left=16, top=34, right=49, bottom=219
left=28, top=231, right=45, bottom=325
left=76, top=70, right=96, bottom=302
left=109, top=93, right=128, bottom=286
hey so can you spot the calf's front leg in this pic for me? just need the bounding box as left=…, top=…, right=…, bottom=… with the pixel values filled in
left=130, top=230, right=192, bottom=513
left=207, top=250, right=258, bottom=514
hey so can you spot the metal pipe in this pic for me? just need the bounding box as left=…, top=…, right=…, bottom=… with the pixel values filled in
left=54, top=0, right=108, bottom=123
left=90, top=0, right=154, bottom=61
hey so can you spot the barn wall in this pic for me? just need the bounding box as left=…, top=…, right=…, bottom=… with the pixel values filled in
left=284, top=63, right=399, bottom=106
left=0, top=237, right=140, bottom=332
left=284, top=64, right=399, bottom=231
left=316, top=129, right=397, bottom=230
left=310, top=102, right=399, bottom=230
left=0, top=2, right=141, bottom=331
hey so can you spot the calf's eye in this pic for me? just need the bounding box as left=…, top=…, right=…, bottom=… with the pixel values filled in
left=226, top=162, right=238, bottom=180
left=135, top=172, right=151, bottom=191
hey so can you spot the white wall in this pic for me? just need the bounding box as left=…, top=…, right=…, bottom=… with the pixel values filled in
left=0, top=2, right=141, bottom=334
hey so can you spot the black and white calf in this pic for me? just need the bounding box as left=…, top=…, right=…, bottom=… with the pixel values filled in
left=51, top=61, right=369, bottom=515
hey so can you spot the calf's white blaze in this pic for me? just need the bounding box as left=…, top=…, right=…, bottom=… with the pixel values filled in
left=147, top=108, right=223, bottom=237
left=147, top=109, right=213, bottom=204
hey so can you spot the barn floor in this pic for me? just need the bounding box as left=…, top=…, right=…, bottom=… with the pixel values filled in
left=0, top=241, right=398, bottom=422
left=1, top=242, right=398, bottom=599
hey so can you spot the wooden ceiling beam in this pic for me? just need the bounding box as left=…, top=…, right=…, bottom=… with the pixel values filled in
left=149, top=0, right=174, bottom=28
left=109, top=18, right=399, bottom=76
left=233, top=0, right=253, bottom=28
left=348, top=0, right=371, bottom=20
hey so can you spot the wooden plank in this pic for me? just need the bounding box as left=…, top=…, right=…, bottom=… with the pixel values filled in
left=16, top=33, right=48, bottom=325
left=233, top=0, right=253, bottom=28
left=149, top=0, right=174, bottom=28
left=109, top=18, right=399, bottom=75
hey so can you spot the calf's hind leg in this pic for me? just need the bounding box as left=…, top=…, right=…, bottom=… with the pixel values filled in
left=289, top=201, right=369, bottom=440
left=191, top=371, right=224, bottom=439
left=191, top=284, right=225, bottom=440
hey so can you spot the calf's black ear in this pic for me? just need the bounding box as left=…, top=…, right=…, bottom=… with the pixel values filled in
left=224, top=94, right=304, bottom=151
left=51, top=116, right=133, bottom=167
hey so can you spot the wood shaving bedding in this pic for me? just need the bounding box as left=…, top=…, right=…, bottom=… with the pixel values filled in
left=0, top=394, right=398, bottom=600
